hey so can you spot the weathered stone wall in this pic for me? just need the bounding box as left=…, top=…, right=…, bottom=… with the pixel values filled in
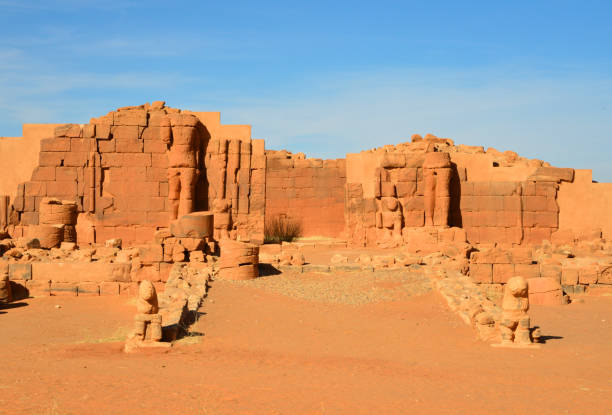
left=345, top=137, right=574, bottom=246
left=9, top=103, right=265, bottom=245
left=265, top=151, right=346, bottom=238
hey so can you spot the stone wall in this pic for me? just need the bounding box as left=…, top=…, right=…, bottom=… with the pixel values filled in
left=265, top=151, right=346, bottom=238
left=345, top=137, right=574, bottom=247
left=8, top=103, right=265, bottom=246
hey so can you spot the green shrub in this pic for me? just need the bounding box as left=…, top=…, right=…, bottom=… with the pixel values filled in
left=264, top=215, right=302, bottom=244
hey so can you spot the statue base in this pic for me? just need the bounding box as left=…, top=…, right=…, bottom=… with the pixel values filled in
left=491, top=342, right=541, bottom=349
left=124, top=336, right=172, bottom=353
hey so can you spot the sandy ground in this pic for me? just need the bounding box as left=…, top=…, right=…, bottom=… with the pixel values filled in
left=0, top=271, right=611, bottom=415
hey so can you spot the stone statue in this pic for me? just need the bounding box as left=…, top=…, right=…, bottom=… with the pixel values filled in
left=499, top=276, right=533, bottom=345
left=423, top=151, right=451, bottom=227
left=133, top=280, right=162, bottom=342
left=0, top=262, right=12, bottom=304
left=164, top=113, right=202, bottom=221
left=381, top=197, right=402, bottom=239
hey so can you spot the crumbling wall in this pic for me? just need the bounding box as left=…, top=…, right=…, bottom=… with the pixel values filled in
left=346, top=137, right=574, bottom=246
left=9, top=103, right=265, bottom=246
left=265, top=151, right=346, bottom=238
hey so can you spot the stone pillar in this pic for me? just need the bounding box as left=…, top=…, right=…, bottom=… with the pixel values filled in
left=423, top=152, right=451, bottom=227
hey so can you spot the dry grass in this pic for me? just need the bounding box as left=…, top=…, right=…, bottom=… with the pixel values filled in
left=264, top=215, right=303, bottom=244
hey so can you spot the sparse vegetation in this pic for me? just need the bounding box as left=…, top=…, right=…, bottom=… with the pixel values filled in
left=264, top=215, right=303, bottom=244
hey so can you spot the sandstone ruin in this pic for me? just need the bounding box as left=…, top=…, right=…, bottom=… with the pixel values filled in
left=0, top=101, right=611, bottom=347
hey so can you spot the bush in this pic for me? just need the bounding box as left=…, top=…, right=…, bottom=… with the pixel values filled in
left=264, top=215, right=302, bottom=244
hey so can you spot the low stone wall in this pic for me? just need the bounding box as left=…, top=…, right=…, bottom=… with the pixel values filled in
left=265, top=151, right=346, bottom=238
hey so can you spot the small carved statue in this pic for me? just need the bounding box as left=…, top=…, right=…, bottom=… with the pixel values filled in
left=132, top=280, right=162, bottom=342
left=0, top=262, right=12, bottom=304
left=500, top=276, right=532, bottom=345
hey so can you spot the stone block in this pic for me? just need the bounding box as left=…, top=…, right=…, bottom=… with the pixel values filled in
left=99, top=281, right=120, bottom=296
left=63, top=152, right=89, bottom=167
left=381, top=153, right=405, bottom=168
left=561, top=267, right=579, bottom=286
left=39, top=152, right=65, bottom=167
left=530, top=167, right=574, bottom=182
left=116, top=138, right=144, bottom=153
left=578, top=265, right=598, bottom=285
left=528, top=277, right=563, bottom=305
left=97, top=139, right=116, bottom=153
left=403, top=210, right=424, bottom=227
left=540, top=264, right=562, bottom=283
left=492, top=263, right=515, bottom=284
left=40, top=137, right=70, bottom=152
left=396, top=182, right=416, bottom=198
left=9, top=263, right=32, bottom=280
left=378, top=182, right=394, bottom=197
left=170, top=211, right=213, bottom=238
left=77, top=282, right=100, bottom=296
left=138, top=244, right=163, bottom=264
left=50, top=282, right=78, bottom=296
left=31, top=167, right=56, bottom=182
left=514, top=264, right=540, bottom=279
left=25, top=181, right=47, bottom=197
left=26, top=280, right=50, bottom=297
left=469, top=263, right=492, bottom=283
left=31, top=262, right=132, bottom=283
left=70, top=138, right=96, bottom=152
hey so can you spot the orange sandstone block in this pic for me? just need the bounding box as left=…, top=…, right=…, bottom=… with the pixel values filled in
left=522, top=182, right=536, bottom=196
left=63, top=152, right=89, bottom=167
left=95, top=123, right=111, bottom=139
left=143, top=139, right=167, bottom=153
left=523, top=195, right=548, bottom=212
left=25, top=181, right=47, bottom=197
left=119, top=282, right=138, bottom=296
left=489, top=182, right=518, bottom=196
left=403, top=210, right=424, bottom=227
left=70, top=138, right=96, bottom=152
left=111, top=125, right=139, bottom=139
left=493, top=263, right=515, bottom=283
left=77, top=282, right=100, bottom=296
left=116, top=138, right=144, bottom=153
left=470, top=263, right=492, bottom=283
left=396, top=182, right=416, bottom=198
left=100, top=282, right=120, bottom=296
left=151, top=153, right=168, bottom=168
left=561, top=267, right=579, bottom=286
left=31, top=167, right=56, bottom=181
left=515, top=263, right=540, bottom=279
left=528, top=277, right=563, bottom=305
left=26, top=280, right=50, bottom=297
left=46, top=181, right=78, bottom=198
left=579, top=266, right=598, bottom=285
left=41, top=137, right=70, bottom=152
left=50, top=282, right=78, bottom=296
left=503, top=195, right=521, bottom=211
left=97, top=138, right=116, bottom=153
left=123, top=153, right=151, bottom=167
left=39, top=152, right=65, bottom=167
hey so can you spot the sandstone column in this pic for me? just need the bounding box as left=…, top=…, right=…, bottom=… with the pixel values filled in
left=423, top=152, right=451, bottom=227
left=166, top=113, right=202, bottom=221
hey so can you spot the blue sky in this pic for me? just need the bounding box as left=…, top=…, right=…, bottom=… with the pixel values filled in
left=1, top=1, right=611, bottom=180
